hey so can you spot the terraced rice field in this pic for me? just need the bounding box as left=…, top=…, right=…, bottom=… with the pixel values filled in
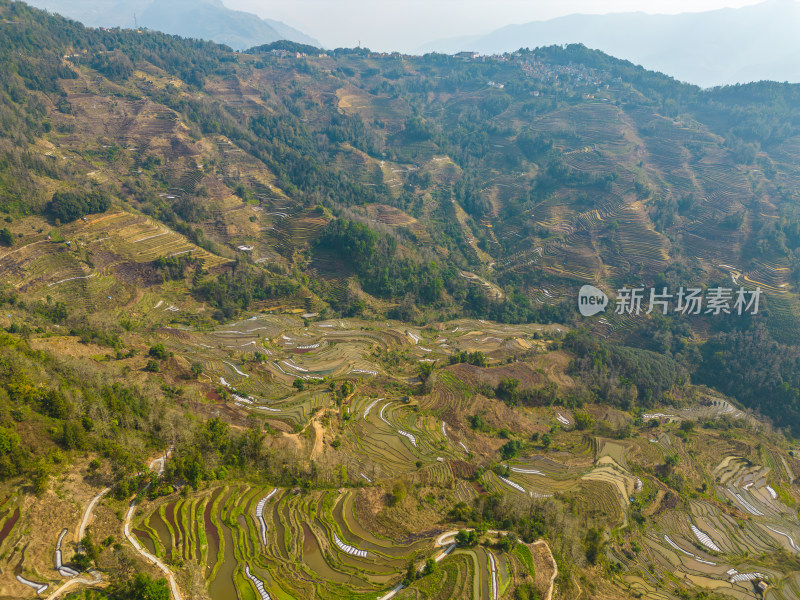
left=133, top=486, right=443, bottom=599
left=148, top=315, right=556, bottom=425
left=0, top=211, right=230, bottom=314
left=118, top=314, right=585, bottom=599
left=616, top=455, right=800, bottom=600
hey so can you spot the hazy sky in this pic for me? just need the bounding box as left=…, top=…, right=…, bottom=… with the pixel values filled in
left=223, top=0, right=770, bottom=51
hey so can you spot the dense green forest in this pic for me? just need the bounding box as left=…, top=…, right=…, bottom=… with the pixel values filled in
left=695, top=326, right=800, bottom=436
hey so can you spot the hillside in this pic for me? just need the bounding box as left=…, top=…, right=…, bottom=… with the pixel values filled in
left=420, top=0, right=800, bottom=87
left=2, top=2, right=800, bottom=599
left=2, top=0, right=800, bottom=426
left=2, top=0, right=800, bottom=421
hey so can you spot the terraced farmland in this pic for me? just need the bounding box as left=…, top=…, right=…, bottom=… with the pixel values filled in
left=8, top=9, right=800, bottom=600
left=131, top=486, right=436, bottom=599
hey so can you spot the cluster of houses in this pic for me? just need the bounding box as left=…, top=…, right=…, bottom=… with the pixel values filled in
left=265, top=49, right=327, bottom=59
left=518, top=57, right=609, bottom=87
left=261, top=45, right=617, bottom=97
left=453, top=49, right=617, bottom=95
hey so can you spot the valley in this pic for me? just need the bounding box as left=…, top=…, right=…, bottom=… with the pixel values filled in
left=1, top=1, right=800, bottom=598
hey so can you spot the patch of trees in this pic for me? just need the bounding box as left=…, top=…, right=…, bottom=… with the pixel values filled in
left=324, top=112, right=380, bottom=156
left=514, top=583, right=542, bottom=600
left=701, top=81, right=800, bottom=147
left=564, top=331, right=686, bottom=409
left=172, top=196, right=210, bottom=223
left=167, top=91, right=384, bottom=211
left=500, top=439, right=522, bottom=460
left=478, top=93, right=511, bottom=117
left=0, top=145, right=70, bottom=214
left=454, top=177, right=491, bottom=218
left=496, top=377, right=559, bottom=407
left=33, top=299, right=68, bottom=323
left=110, top=574, right=170, bottom=600
left=464, top=291, right=574, bottom=327
left=532, top=158, right=616, bottom=201
left=45, top=189, right=111, bottom=223
left=148, top=344, right=171, bottom=360
left=754, top=216, right=800, bottom=270
left=153, top=254, right=197, bottom=282
left=0, top=332, right=159, bottom=484
left=162, top=417, right=272, bottom=488
left=403, top=116, right=435, bottom=142
left=0, top=424, right=24, bottom=480
left=468, top=413, right=491, bottom=433
left=193, top=266, right=300, bottom=321
left=246, top=40, right=323, bottom=55
left=444, top=121, right=490, bottom=164
left=447, top=492, right=549, bottom=544
left=315, top=219, right=447, bottom=304
left=694, top=326, right=800, bottom=436
left=7, top=379, right=72, bottom=420
left=88, top=50, right=134, bottom=81
left=449, top=350, right=487, bottom=367
left=516, top=131, right=553, bottom=161
left=583, top=527, right=604, bottom=564
left=455, top=529, right=480, bottom=546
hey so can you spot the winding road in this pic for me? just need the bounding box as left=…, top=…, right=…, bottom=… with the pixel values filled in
left=123, top=502, right=182, bottom=600
left=76, top=487, right=111, bottom=543
left=122, top=453, right=183, bottom=600
left=44, top=484, right=112, bottom=600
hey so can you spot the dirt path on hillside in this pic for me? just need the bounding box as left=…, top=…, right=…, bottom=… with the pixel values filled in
left=122, top=453, right=183, bottom=600
left=75, top=487, right=111, bottom=544
left=310, top=418, right=325, bottom=460
left=282, top=411, right=329, bottom=459
left=123, top=501, right=182, bottom=600
left=44, top=573, right=105, bottom=600
left=533, top=540, right=558, bottom=600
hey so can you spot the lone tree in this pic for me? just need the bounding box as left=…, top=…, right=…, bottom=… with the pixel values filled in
left=148, top=344, right=171, bottom=360
left=423, top=557, right=437, bottom=575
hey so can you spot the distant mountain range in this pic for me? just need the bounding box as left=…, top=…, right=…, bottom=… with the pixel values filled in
left=419, top=0, right=800, bottom=87
left=24, top=0, right=319, bottom=50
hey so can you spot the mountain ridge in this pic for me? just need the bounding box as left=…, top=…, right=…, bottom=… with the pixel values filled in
left=22, top=0, right=320, bottom=49
left=419, top=0, right=800, bottom=87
